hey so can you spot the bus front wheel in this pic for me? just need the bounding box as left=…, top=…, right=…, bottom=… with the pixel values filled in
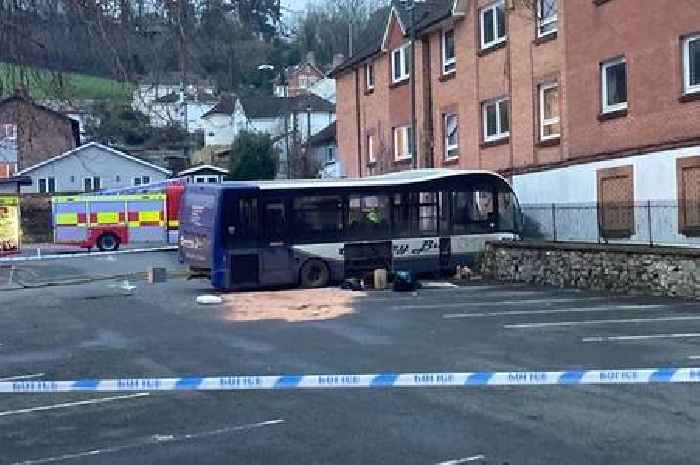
left=299, top=259, right=330, bottom=288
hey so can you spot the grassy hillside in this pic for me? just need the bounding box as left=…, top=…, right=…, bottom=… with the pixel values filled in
left=0, top=63, right=133, bottom=101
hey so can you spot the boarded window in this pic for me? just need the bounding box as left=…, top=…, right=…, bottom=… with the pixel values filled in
left=677, top=156, right=700, bottom=236
left=597, top=165, right=634, bottom=238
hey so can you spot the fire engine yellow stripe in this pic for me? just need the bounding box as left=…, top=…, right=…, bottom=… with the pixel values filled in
left=56, top=213, right=79, bottom=226
left=139, top=211, right=161, bottom=222
left=96, top=212, right=119, bottom=224
left=168, top=220, right=180, bottom=228
left=128, top=221, right=140, bottom=228
left=52, top=194, right=166, bottom=204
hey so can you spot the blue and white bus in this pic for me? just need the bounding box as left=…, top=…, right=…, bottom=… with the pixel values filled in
left=179, top=169, right=521, bottom=290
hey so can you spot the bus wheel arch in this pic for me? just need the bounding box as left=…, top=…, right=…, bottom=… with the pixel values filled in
left=96, top=232, right=120, bottom=252
left=299, top=258, right=330, bottom=288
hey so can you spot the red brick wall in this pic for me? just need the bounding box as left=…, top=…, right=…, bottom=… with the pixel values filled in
left=288, top=64, right=324, bottom=97
left=563, top=0, right=700, bottom=163
left=0, top=99, right=76, bottom=171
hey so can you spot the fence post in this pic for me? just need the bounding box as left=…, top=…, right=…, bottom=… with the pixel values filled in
left=551, top=203, right=557, bottom=242
left=647, top=200, right=653, bottom=247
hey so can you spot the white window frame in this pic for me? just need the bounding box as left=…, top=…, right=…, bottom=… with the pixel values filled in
left=480, top=1, right=506, bottom=50
left=366, top=62, right=375, bottom=90
left=601, top=57, right=628, bottom=114
left=3, top=123, right=16, bottom=139
left=392, top=43, right=410, bottom=83
left=194, top=176, right=206, bottom=184
left=684, top=34, right=700, bottom=95
left=442, top=29, right=456, bottom=75
left=82, top=176, right=100, bottom=192
left=482, top=98, right=510, bottom=142
left=325, top=146, right=336, bottom=163
left=207, top=176, right=219, bottom=183
left=38, top=177, right=55, bottom=193
left=132, top=175, right=151, bottom=187
left=444, top=113, right=459, bottom=160
left=536, top=0, right=557, bottom=38
left=539, top=82, right=560, bottom=141
left=368, top=134, right=376, bottom=163
left=393, top=126, right=413, bottom=160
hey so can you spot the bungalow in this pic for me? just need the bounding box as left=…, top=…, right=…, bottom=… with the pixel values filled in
left=16, top=142, right=171, bottom=193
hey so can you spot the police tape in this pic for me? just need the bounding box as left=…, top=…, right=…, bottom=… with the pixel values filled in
left=2, top=368, right=700, bottom=393
left=0, top=246, right=177, bottom=263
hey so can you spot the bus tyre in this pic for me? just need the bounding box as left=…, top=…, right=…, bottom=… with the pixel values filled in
left=300, top=259, right=330, bottom=288
left=97, top=233, right=120, bottom=252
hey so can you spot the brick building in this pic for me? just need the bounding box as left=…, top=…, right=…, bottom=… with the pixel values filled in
left=332, top=0, right=700, bottom=237
left=0, top=92, right=80, bottom=176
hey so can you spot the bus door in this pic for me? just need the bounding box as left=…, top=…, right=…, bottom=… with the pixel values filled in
left=227, top=195, right=260, bottom=287
left=259, top=199, right=294, bottom=286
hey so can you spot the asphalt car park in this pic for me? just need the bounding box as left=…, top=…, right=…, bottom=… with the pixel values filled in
left=0, top=262, right=699, bottom=464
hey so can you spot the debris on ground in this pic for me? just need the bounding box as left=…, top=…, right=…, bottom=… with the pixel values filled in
left=223, top=288, right=361, bottom=322
left=196, top=295, right=223, bottom=305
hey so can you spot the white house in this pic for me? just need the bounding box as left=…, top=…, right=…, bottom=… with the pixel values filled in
left=16, top=142, right=171, bottom=193
left=201, top=95, right=241, bottom=147
left=178, top=164, right=229, bottom=184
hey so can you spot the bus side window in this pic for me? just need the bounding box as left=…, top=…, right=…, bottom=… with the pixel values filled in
left=392, top=193, right=415, bottom=237
left=264, top=201, right=287, bottom=242
left=418, top=192, right=438, bottom=235
left=453, top=190, right=495, bottom=234
left=347, top=195, right=391, bottom=239
left=237, top=198, right=259, bottom=239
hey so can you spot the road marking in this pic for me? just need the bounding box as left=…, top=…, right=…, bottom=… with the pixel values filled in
left=688, top=356, right=700, bottom=360
left=10, top=419, right=285, bottom=465
left=505, top=315, right=700, bottom=329
left=402, top=297, right=609, bottom=310
left=583, top=333, right=700, bottom=343
left=444, top=304, right=666, bottom=319
left=434, top=455, right=486, bottom=465
left=0, top=373, right=45, bottom=381
left=0, top=393, right=149, bottom=417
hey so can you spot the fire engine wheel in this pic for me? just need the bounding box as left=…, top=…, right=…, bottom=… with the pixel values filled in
left=97, top=233, right=120, bottom=252
left=299, top=259, right=330, bottom=288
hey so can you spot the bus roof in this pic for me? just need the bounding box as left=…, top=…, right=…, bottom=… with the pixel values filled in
left=217, top=169, right=510, bottom=191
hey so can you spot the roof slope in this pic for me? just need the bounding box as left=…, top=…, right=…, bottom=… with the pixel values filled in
left=16, top=142, right=171, bottom=176
left=239, top=94, right=335, bottom=119
left=307, top=121, right=336, bottom=147
left=202, top=94, right=237, bottom=118
left=330, top=0, right=454, bottom=77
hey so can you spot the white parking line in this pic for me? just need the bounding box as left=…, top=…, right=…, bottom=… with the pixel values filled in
left=444, top=304, right=666, bottom=319
left=0, top=393, right=149, bottom=418
left=11, top=419, right=285, bottom=465
left=401, top=297, right=610, bottom=310
left=505, top=315, right=700, bottom=329
left=583, top=333, right=700, bottom=343
left=434, top=455, right=486, bottom=465
left=0, top=373, right=45, bottom=381
left=688, top=355, right=700, bottom=360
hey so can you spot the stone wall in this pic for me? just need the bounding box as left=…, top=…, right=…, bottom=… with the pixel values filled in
left=482, top=241, right=700, bottom=298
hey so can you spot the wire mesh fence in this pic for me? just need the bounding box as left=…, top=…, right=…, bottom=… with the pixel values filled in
left=520, top=201, right=700, bottom=247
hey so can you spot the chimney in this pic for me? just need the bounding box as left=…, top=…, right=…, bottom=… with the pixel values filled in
left=305, top=51, right=316, bottom=67
left=332, top=53, right=345, bottom=68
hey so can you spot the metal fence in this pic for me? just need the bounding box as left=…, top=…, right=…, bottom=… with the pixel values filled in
left=519, top=201, right=700, bottom=247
